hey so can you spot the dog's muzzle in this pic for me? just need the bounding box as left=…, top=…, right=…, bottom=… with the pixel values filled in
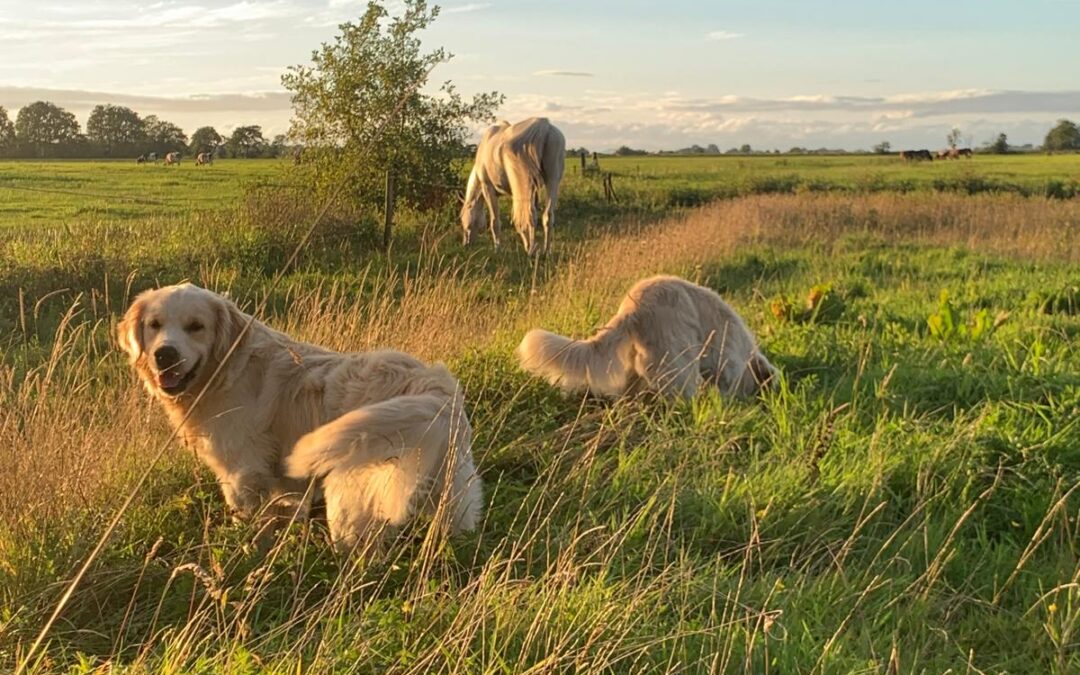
left=153, top=346, right=199, bottom=395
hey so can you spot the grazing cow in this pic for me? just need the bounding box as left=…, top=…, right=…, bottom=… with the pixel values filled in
left=938, top=149, right=955, bottom=160
left=195, top=152, right=212, bottom=166
left=148, top=152, right=158, bottom=163
left=460, top=117, right=566, bottom=255
left=901, top=149, right=933, bottom=162
left=164, top=152, right=181, bottom=166
left=136, top=155, right=147, bottom=164
left=957, top=148, right=973, bottom=158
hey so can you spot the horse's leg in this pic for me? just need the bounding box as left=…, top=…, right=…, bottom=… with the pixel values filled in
left=515, top=207, right=534, bottom=256
left=482, top=183, right=501, bottom=248
left=542, top=182, right=559, bottom=255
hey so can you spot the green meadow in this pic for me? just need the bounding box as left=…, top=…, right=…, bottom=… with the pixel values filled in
left=1, top=154, right=1079, bottom=672
left=2, top=152, right=1079, bottom=228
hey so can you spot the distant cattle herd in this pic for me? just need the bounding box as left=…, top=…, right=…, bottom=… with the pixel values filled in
left=135, top=151, right=215, bottom=166
left=900, top=147, right=973, bottom=162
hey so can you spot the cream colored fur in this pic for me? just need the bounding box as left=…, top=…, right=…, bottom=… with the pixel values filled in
left=117, top=284, right=482, bottom=551
left=517, top=275, right=778, bottom=399
left=461, top=117, right=566, bottom=255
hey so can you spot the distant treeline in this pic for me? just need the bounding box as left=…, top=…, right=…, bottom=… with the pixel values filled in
left=564, top=119, right=1080, bottom=158
left=0, top=101, right=297, bottom=160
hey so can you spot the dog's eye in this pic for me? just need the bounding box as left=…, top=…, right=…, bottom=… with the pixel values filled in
left=148, top=319, right=161, bottom=330
left=186, top=321, right=204, bottom=333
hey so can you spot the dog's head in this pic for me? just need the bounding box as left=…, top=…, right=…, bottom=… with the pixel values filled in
left=117, top=283, right=245, bottom=398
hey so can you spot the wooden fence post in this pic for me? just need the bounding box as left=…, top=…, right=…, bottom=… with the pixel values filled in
left=603, top=172, right=618, bottom=203
left=383, top=169, right=396, bottom=250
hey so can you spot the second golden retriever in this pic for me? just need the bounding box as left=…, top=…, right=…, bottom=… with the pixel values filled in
left=517, top=275, right=777, bottom=399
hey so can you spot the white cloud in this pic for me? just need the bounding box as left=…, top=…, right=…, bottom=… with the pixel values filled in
left=444, top=3, right=491, bottom=14
left=706, top=30, right=744, bottom=41
left=492, top=88, right=1079, bottom=150
left=885, top=88, right=991, bottom=104
left=0, top=85, right=293, bottom=114
left=0, top=2, right=302, bottom=37
left=533, top=70, right=594, bottom=78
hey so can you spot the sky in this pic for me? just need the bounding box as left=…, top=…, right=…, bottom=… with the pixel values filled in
left=0, top=0, right=1078, bottom=151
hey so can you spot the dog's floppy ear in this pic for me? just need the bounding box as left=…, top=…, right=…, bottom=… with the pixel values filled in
left=117, top=293, right=147, bottom=363
left=212, top=293, right=247, bottom=365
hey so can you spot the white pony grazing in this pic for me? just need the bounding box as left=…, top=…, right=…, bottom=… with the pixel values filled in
left=460, top=117, right=566, bottom=255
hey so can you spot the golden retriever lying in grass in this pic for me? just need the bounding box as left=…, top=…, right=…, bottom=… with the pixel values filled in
left=517, top=275, right=777, bottom=399
left=117, top=284, right=482, bottom=551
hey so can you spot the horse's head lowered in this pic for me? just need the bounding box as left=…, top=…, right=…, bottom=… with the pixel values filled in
left=460, top=197, right=485, bottom=246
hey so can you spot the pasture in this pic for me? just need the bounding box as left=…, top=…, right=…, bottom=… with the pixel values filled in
left=1, top=155, right=1080, bottom=672
left=2, top=152, right=1079, bottom=230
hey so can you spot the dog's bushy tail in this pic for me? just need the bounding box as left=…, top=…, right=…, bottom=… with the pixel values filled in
left=516, top=313, right=634, bottom=397
left=286, top=394, right=455, bottom=479
left=285, top=392, right=481, bottom=540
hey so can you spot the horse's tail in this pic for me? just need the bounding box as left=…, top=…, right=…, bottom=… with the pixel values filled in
left=506, top=119, right=560, bottom=251
left=540, top=122, right=565, bottom=201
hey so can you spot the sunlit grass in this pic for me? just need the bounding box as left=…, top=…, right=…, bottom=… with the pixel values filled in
left=1, top=165, right=1079, bottom=671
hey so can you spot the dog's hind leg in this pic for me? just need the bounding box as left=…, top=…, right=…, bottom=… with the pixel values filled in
left=633, top=343, right=702, bottom=399
left=322, top=468, right=398, bottom=554
left=446, top=455, right=483, bottom=534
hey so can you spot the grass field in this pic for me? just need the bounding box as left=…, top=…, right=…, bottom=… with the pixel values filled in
left=2, top=156, right=1080, bottom=672
left=2, top=153, right=1079, bottom=228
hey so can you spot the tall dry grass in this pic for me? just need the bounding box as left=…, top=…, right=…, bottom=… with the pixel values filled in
left=3, top=193, right=1076, bottom=526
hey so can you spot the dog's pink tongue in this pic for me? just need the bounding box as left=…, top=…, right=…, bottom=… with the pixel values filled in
left=158, top=370, right=182, bottom=390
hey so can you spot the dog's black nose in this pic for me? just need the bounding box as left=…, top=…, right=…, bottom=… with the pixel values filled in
left=154, top=345, right=180, bottom=369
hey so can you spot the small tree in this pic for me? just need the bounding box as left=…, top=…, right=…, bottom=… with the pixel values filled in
left=0, top=106, right=14, bottom=155
left=282, top=0, right=502, bottom=218
left=269, top=134, right=290, bottom=158
left=189, top=126, right=224, bottom=155
left=1044, top=119, right=1080, bottom=152
left=739, top=143, right=752, bottom=154
left=988, top=133, right=1009, bottom=154
left=15, top=101, right=81, bottom=157
left=947, top=127, right=963, bottom=149
left=87, top=104, right=146, bottom=156
left=872, top=141, right=891, bottom=154
left=227, top=125, right=268, bottom=158
left=143, top=115, right=187, bottom=154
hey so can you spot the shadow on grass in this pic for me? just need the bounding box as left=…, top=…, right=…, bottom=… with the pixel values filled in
left=698, top=251, right=804, bottom=297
